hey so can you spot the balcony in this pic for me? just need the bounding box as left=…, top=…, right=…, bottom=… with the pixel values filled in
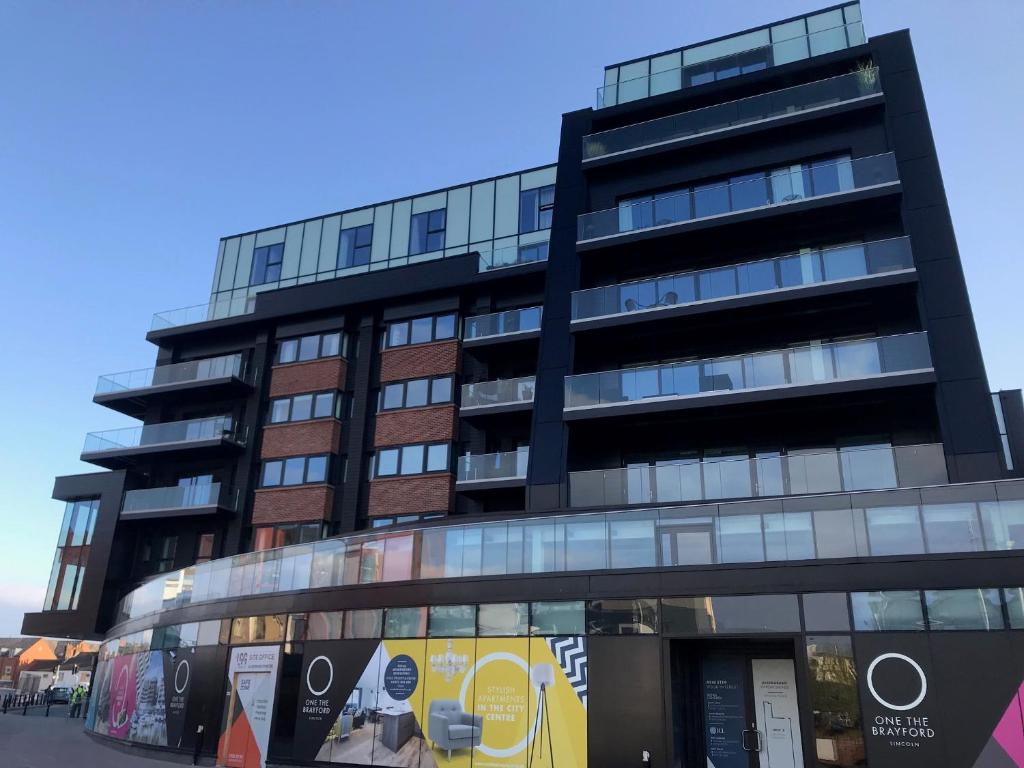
left=571, top=237, right=915, bottom=330
left=477, top=241, right=549, bottom=273
left=94, top=354, right=251, bottom=417
left=461, top=376, right=536, bottom=415
left=82, top=415, right=247, bottom=468
left=463, top=307, right=543, bottom=346
left=597, top=6, right=866, bottom=108
left=121, top=482, right=239, bottom=520
left=564, top=332, right=933, bottom=419
left=586, top=68, right=881, bottom=163
left=577, top=153, right=899, bottom=248
left=569, top=443, right=948, bottom=508
left=150, top=295, right=256, bottom=333
left=456, top=449, right=530, bottom=489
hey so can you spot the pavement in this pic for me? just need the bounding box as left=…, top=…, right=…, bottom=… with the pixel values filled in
left=0, top=705, right=185, bottom=768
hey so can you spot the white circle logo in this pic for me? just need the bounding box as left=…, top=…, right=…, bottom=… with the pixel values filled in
left=867, top=653, right=927, bottom=711
left=458, top=652, right=537, bottom=758
left=174, top=660, right=191, bottom=694
left=306, top=656, right=333, bottom=697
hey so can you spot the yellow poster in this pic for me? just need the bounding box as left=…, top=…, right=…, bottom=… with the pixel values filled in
left=419, top=638, right=478, bottom=768
left=376, top=640, right=430, bottom=768
left=472, top=638, right=531, bottom=768
left=527, top=637, right=587, bottom=768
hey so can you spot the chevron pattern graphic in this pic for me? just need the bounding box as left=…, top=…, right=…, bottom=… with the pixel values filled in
left=547, top=636, right=588, bottom=709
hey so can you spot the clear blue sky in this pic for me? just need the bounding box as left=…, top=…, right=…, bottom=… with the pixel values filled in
left=1, top=0, right=1021, bottom=636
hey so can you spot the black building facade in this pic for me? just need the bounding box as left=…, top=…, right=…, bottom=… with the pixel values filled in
left=24, top=5, right=1024, bottom=768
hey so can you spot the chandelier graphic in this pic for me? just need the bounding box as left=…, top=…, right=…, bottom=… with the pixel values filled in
left=430, top=639, right=469, bottom=683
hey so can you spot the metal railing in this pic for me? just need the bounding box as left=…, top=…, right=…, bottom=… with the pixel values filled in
left=96, top=353, right=246, bottom=395
left=571, top=237, right=913, bottom=322
left=151, top=295, right=256, bottom=331
left=112, top=477, right=1024, bottom=626
left=456, top=449, right=530, bottom=482
left=464, top=307, right=543, bottom=341
left=564, top=332, right=932, bottom=410
left=569, top=443, right=947, bottom=507
left=461, top=376, right=536, bottom=409
left=83, top=416, right=245, bottom=455
left=587, top=68, right=880, bottom=159
left=121, top=483, right=239, bottom=515
left=577, top=153, right=898, bottom=242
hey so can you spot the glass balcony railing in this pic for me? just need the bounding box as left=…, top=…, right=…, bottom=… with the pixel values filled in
left=586, top=68, right=880, bottom=160
left=82, top=416, right=245, bottom=455
left=96, top=353, right=247, bottom=395
left=457, top=449, right=530, bottom=483
left=461, top=376, right=536, bottom=409
left=565, top=332, right=931, bottom=410
left=569, top=443, right=947, bottom=508
left=112, top=476, right=1024, bottom=626
left=571, top=237, right=913, bottom=323
left=464, top=307, right=543, bottom=341
left=477, top=242, right=549, bottom=272
left=577, top=153, right=898, bottom=242
left=121, top=483, right=239, bottom=516
left=151, top=295, right=256, bottom=331
left=597, top=17, right=866, bottom=108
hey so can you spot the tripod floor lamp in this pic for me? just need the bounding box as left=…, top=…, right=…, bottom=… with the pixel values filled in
left=530, top=663, right=556, bottom=768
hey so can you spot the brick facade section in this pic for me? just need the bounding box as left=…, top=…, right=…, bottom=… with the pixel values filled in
left=368, top=474, right=453, bottom=517
left=379, top=340, right=460, bottom=383
left=252, top=485, right=334, bottom=524
left=374, top=405, right=457, bottom=447
left=261, top=420, right=342, bottom=459
left=270, top=358, right=348, bottom=398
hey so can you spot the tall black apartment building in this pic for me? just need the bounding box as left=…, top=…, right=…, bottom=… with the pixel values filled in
left=24, top=5, right=1024, bottom=768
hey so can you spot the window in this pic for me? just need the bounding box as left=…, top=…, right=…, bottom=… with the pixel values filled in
left=384, top=607, right=428, bottom=638
left=345, top=609, right=383, bottom=638
left=339, top=224, right=373, bottom=268
left=587, top=598, right=659, bottom=635
left=268, top=391, right=342, bottom=423
left=378, top=376, right=455, bottom=411
left=253, top=522, right=323, bottom=551
left=519, top=185, right=555, bottom=233
left=43, top=498, right=99, bottom=612
left=851, top=591, right=924, bottom=631
left=261, top=455, right=332, bottom=487
left=530, top=601, right=585, bottom=635
left=195, top=533, right=216, bottom=564
left=478, top=603, right=529, bottom=636
left=230, top=615, right=286, bottom=644
left=373, top=443, right=450, bottom=477
left=806, top=636, right=864, bottom=767
left=517, top=242, right=549, bottom=264
left=661, top=595, right=800, bottom=634
left=276, top=331, right=345, bottom=364
left=140, top=535, right=177, bottom=576
left=802, top=593, right=851, bottom=632
left=428, top=605, right=476, bottom=637
left=409, top=209, right=446, bottom=255
left=250, top=243, right=284, bottom=286
left=384, top=313, right=458, bottom=348
left=925, top=589, right=1004, bottom=630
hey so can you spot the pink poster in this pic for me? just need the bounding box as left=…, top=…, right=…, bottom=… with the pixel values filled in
left=108, top=654, right=138, bottom=740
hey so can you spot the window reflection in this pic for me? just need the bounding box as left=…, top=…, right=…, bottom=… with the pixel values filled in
left=806, top=636, right=865, bottom=767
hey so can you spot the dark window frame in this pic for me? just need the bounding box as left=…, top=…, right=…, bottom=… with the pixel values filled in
left=378, top=375, right=455, bottom=412
left=383, top=313, right=458, bottom=349
left=250, top=243, right=285, bottom=286
left=339, top=224, right=374, bottom=268
left=268, top=390, right=343, bottom=424
left=519, top=184, right=555, bottom=233
left=261, top=454, right=333, bottom=488
left=276, top=331, right=346, bottom=364
left=373, top=442, right=451, bottom=478
left=409, top=208, right=447, bottom=255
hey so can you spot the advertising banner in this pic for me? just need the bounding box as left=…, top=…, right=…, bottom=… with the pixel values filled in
left=87, top=657, right=111, bottom=735
left=108, top=653, right=139, bottom=740
left=751, top=658, right=803, bottom=768
left=128, top=651, right=168, bottom=746
left=375, top=639, right=428, bottom=767
left=217, top=645, right=281, bottom=768
left=165, top=648, right=194, bottom=749
left=701, top=656, right=747, bottom=768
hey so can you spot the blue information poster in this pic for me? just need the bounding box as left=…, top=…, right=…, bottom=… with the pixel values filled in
left=702, top=656, right=748, bottom=768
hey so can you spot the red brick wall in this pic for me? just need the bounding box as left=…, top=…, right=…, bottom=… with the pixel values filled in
left=252, top=485, right=334, bottom=524
left=270, top=358, right=348, bottom=398
left=374, top=405, right=457, bottom=447
left=379, top=340, right=460, bottom=383
left=261, top=420, right=342, bottom=459
left=368, top=475, right=453, bottom=517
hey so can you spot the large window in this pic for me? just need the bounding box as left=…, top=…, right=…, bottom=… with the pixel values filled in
left=339, top=224, right=373, bottom=268
left=851, top=591, right=924, bottom=631
left=806, top=636, right=864, bottom=767
left=519, top=185, right=555, bottom=233
left=384, top=313, right=457, bottom=349
left=379, top=376, right=454, bottom=411
left=374, top=443, right=450, bottom=477
left=140, top=535, right=177, bottom=576
left=43, top=498, right=99, bottom=612
left=254, top=522, right=323, bottom=551
left=277, top=331, right=345, bottom=364
left=261, top=455, right=331, bottom=487
left=269, top=391, right=343, bottom=423
left=250, top=243, right=284, bottom=286
left=409, top=209, right=446, bottom=255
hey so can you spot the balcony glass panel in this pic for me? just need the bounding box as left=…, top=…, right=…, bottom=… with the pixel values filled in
left=151, top=295, right=256, bottom=331
left=578, top=153, right=897, bottom=242
left=478, top=242, right=549, bottom=272
left=464, top=307, right=542, bottom=341
left=456, top=448, right=529, bottom=482
left=83, top=416, right=243, bottom=454
left=461, top=376, right=536, bottom=408
left=121, top=483, right=237, bottom=515
left=597, top=16, right=866, bottom=108
left=564, top=333, right=931, bottom=410
left=115, top=479, right=1024, bottom=625
left=584, top=69, right=881, bottom=159
left=96, top=354, right=246, bottom=395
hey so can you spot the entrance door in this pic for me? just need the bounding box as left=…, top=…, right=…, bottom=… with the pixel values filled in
left=699, top=654, right=804, bottom=768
